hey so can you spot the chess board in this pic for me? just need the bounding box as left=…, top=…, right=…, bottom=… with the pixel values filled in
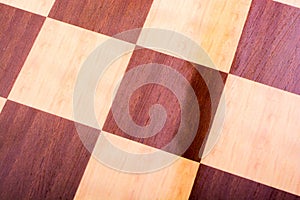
left=0, top=0, right=299, bottom=199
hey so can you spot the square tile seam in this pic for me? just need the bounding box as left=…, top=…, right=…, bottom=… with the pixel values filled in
left=3, top=0, right=300, bottom=158
left=0, top=1, right=249, bottom=73
left=3, top=1, right=300, bottom=142
left=5, top=73, right=300, bottom=162
left=6, top=13, right=299, bottom=102
left=4, top=0, right=300, bottom=80
left=1, top=0, right=255, bottom=80
left=1, top=1, right=299, bottom=196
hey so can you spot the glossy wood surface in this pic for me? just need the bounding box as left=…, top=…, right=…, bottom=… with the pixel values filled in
left=231, top=0, right=300, bottom=95
left=0, top=3, right=44, bottom=97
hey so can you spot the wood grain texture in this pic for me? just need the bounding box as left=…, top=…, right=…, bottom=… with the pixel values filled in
left=8, top=18, right=133, bottom=128
left=274, top=0, right=300, bottom=8
left=139, top=0, right=252, bottom=72
left=103, top=48, right=227, bottom=161
left=75, top=131, right=199, bottom=200
left=230, top=0, right=300, bottom=95
left=0, top=0, right=55, bottom=16
left=0, top=100, right=98, bottom=200
left=189, top=164, right=300, bottom=200
left=0, top=3, right=45, bottom=97
left=201, top=75, right=300, bottom=195
left=0, top=97, right=6, bottom=112
left=49, top=0, right=153, bottom=43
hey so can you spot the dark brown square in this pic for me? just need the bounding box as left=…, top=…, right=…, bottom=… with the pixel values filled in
left=0, top=101, right=99, bottom=199
left=49, top=0, right=154, bottom=43
left=0, top=3, right=45, bottom=98
left=189, top=164, right=300, bottom=199
left=102, top=48, right=227, bottom=162
left=230, top=0, right=300, bottom=95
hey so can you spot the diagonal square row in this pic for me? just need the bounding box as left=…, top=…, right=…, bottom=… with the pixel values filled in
left=48, top=0, right=252, bottom=72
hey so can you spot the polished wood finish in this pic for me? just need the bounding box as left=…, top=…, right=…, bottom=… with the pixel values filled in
left=202, top=75, right=300, bottom=195
left=0, top=0, right=56, bottom=16
left=49, top=0, right=153, bottom=42
left=0, top=3, right=44, bottom=97
left=0, top=101, right=98, bottom=199
left=190, top=164, right=300, bottom=200
left=230, top=0, right=300, bottom=95
left=75, top=132, right=199, bottom=200
left=9, top=18, right=133, bottom=128
left=140, top=0, right=252, bottom=72
left=0, top=97, right=6, bottom=112
left=1, top=0, right=300, bottom=198
left=274, top=0, right=300, bottom=8
left=103, top=48, right=227, bottom=161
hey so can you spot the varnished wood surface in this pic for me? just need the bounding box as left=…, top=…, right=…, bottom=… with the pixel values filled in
left=75, top=132, right=199, bottom=200
left=103, top=48, right=227, bottom=161
left=140, top=0, right=252, bottom=72
left=0, top=97, right=6, bottom=112
left=0, top=101, right=98, bottom=199
left=0, top=0, right=55, bottom=16
left=49, top=0, right=154, bottom=43
left=8, top=18, right=133, bottom=128
left=190, top=164, right=300, bottom=200
left=274, top=0, right=300, bottom=8
left=202, top=75, right=300, bottom=195
left=0, top=0, right=299, bottom=199
left=231, top=0, right=300, bottom=95
left=0, top=3, right=44, bottom=97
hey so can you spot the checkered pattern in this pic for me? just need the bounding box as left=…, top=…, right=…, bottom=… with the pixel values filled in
left=0, top=0, right=299, bottom=199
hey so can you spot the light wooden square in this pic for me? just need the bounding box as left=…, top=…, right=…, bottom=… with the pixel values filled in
left=8, top=18, right=134, bottom=129
left=138, top=0, right=252, bottom=72
left=202, top=75, right=300, bottom=195
left=0, top=97, right=6, bottom=113
left=75, top=132, right=199, bottom=200
left=0, top=0, right=56, bottom=16
left=273, top=0, right=300, bottom=8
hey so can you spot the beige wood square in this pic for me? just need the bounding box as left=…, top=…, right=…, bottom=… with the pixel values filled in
left=0, top=0, right=56, bottom=16
left=273, top=0, right=300, bottom=8
left=138, top=0, right=252, bottom=72
left=8, top=18, right=134, bottom=128
left=0, top=97, right=6, bottom=113
left=202, top=75, right=300, bottom=196
left=75, top=132, right=199, bottom=200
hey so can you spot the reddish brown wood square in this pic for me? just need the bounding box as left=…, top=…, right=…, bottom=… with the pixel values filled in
left=0, top=3, right=45, bottom=97
left=189, top=164, right=300, bottom=200
left=49, top=0, right=153, bottom=43
left=103, top=48, right=227, bottom=162
left=0, top=101, right=99, bottom=199
left=230, top=0, right=300, bottom=95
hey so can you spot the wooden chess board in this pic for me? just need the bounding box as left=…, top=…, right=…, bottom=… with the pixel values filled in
left=0, top=0, right=299, bottom=199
